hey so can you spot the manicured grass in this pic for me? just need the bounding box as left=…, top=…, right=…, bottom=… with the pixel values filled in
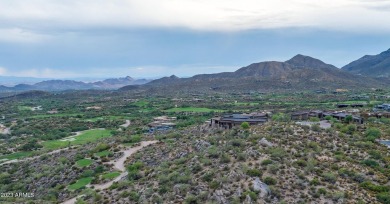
left=134, top=101, right=149, bottom=107
left=68, top=177, right=93, bottom=190
left=337, top=100, right=368, bottom=105
left=164, top=107, right=223, bottom=113
left=140, top=108, right=155, bottom=112
left=0, top=151, right=33, bottom=161
left=102, top=171, right=121, bottom=180
left=76, top=159, right=93, bottom=167
left=85, top=116, right=124, bottom=122
left=18, top=106, right=32, bottom=111
left=42, top=129, right=112, bottom=150
left=232, top=102, right=260, bottom=106
left=95, top=150, right=112, bottom=157
left=29, top=113, right=82, bottom=119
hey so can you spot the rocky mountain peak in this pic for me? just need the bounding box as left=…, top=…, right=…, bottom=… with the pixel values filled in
left=285, top=54, right=337, bottom=69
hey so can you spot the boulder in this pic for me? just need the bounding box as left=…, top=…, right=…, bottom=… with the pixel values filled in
left=259, top=138, right=273, bottom=147
left=252, top=177, right=271, bottom=198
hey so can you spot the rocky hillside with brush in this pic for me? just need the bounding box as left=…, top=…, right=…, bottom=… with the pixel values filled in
left=77, top=121, right=389, bottom=204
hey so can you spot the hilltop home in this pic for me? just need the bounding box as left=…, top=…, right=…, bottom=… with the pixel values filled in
left=291, top=111, right=309, bottom=120
left=210, top=112, right=268, bottom=129
left=362, top=112, right=390, bottom=119
left=291, top=110, right=364, bottom=124
left=374, top=104, right=390, bottom=112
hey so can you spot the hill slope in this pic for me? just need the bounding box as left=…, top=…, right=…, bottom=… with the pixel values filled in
left=342, top=48, right=390, bottom=77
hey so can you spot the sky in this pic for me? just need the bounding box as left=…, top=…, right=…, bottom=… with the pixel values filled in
left=1, top=0, right=390, bottom=79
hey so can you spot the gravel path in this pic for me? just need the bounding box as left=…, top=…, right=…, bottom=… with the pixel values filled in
left=120, top=120, right=131, bottom=128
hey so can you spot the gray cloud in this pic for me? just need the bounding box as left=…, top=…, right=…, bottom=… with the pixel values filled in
left=0, top=0, right=390, bottom=40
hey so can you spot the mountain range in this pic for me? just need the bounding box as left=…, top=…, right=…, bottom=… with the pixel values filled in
left=342, top=48, right=390, bottom=77
left=121, top=54, right=389, bottom=92
left=2, top=48, right=390, bottom=93
left=0, top=76, right=150, bottom=92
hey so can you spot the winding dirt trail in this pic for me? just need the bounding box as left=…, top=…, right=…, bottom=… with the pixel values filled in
left=62, top=140, right=158, bottom=204
left=120, top=120, right=131, bottom=128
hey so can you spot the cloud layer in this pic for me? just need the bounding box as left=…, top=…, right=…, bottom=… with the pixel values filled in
left=1, top=0, right=390, bottom=78
left=1, top=0, right=390, bottom=34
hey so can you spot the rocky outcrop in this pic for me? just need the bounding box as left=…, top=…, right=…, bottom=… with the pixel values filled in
left=252, top=177, right=271, bottom=198
left=259, top=138, right=274, bottom=147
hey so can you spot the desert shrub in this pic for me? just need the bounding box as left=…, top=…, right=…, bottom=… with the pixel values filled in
left=369, top=150, right=383, bottom=160
left=202, top=172, right=214, bottom=182
left=269, top=148, right=287, bottom=160
left=311, top=124, right=321, bottom=132
left=208, top=147, right=219, bottom=158
left=377, top=192, right=390, bottom=204
left=231, top=139, right=245, bottom=147
left=246, top=169, right=263, bottom=177
left=91, top=143, right=110, bottom=153
left=310, top=178, right=320, bottom=186
left=360, top=181, right=390, bottom=193
left=184, top=194, right=198, bottom=204
left=309, top=117, right=320, bottom=122
left=241, top=191, right=257, bottom=201
left=365, top=128, right=381, bottom=141
left=237, top=153, right=246, bottom=161
left=220, top=154, right=231, bottom=163
left=241, top=122, right=250, bottom=129
left=209, top=180, right=220, bottom=189
left=261, top=159, right=273, bottom=166
left=263, top=177, right=277, bottom=185
left=322, top=172, right=337, bottom=183
left=362, top=159, right=379, bottom=168
left=295, top=159, right=307, bottom=167
left=325, top=116, right=332, bottom=120
left=318, top=188, right=327, bottom=195
left=192, top=164, right=203, bottom=173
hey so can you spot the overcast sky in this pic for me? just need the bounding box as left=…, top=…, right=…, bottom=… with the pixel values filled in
left=1, top=0, right=390, bottom=78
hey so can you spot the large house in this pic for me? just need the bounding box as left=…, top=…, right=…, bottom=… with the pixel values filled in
left=290, top=110, right=323, bottom=120
left=291, top=110, right=364, bottom=124
left=211, top=112, right=268, bottom=129
left=374, top=104, right=390, bottom=112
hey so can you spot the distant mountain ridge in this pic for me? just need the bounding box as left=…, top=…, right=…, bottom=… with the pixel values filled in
left=120, top=54, right=389, bottom=92
left=0, top=76, right=151, bottom=92
left=342, top=48, right=390, bottom=77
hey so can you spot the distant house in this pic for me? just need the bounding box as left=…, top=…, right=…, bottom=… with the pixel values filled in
left=291, top=111, right=309, bottom=120
left=47, top=110, right=58, bottom=114
left=309, top=110, right=323, bottom=118
left=291, top=110, right=364, bottom=124
left=148, top=116, right=177, bottom=132
left=211, top=112, right=268, bottom=129
left=331, top=112, right=364, bottom=124
left=86, top=106, right=102, bottom=110
left=374, top=104, right=390, bottom=112
left=350, top=104, right=364, bottom=108
left=314, top=90, right=326, bottom=94
left=123, top=99, right=138, bottom=102
left=336, top=104, right=349, bottom=108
